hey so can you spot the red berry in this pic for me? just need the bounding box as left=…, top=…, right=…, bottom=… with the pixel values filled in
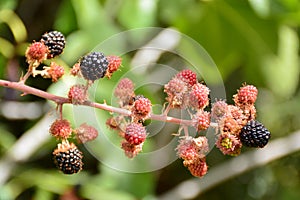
left=49, top=119, right=72, bottom=139
left=234, top=85, right=258, bottom=106
left=131, top=96, right=152, bottom=120
left=189, top=83, right=210, bottom=110
left=114, top=78, right=135, bottom=107
left=68, top=84, right=87, bottom=104
left=25, top=42, right=48, bottom=64
left=193, top=110, right=210, bottom=131
left=46, top=62, right=65, bottom=82
left=75, top=123, right=98, bottom=143
left=187, top=157, right=208, bottom=178
left=219, top=116, right=241, bottom=135
left=176, top=69, right=197, bottom=87
left=211, top=100, right=228, bottom=122
left=124, top=123, right=147, bottom=145
left=164, top=77, right=188, bottom=108
left=176, top=136, right=208, bottom=165
left=227, top=105, right=246, bottom=127
left=106, top=55, right=122, bottom=78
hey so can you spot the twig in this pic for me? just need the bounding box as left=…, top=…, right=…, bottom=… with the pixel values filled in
left=0, top=79, right=214, bottom=127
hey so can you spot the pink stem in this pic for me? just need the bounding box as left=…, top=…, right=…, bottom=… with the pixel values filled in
left=0, top=79, right=214, bottom=128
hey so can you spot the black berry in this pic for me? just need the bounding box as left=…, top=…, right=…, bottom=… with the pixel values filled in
left=53, top=143, right=83, bottom=174
left=41, top=31, right=65, bottom=58
left=240, top=120, right=270, bottom=148
left=79, top=52, right=109, bottom=81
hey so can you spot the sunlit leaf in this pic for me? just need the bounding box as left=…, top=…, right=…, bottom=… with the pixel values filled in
left=262, top=26, right=299, bottom=98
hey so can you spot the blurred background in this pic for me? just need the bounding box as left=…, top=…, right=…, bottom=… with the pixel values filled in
left=0, top=0, right=300, bottom=199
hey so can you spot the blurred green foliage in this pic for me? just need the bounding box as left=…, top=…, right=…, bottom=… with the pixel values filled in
left=0, top=0, right=300, bottom=199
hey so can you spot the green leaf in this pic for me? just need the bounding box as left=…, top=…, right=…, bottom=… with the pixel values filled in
left=0, top=9, right=27, bottom=43
left=262, top=26, right=299, bottom=98
left=249, top=0, right=271, bottom=17
left=117, top=0, right=157, bottom=28
left=0, top=127, right=15, bottom=152
left=54, top=0, right=78, bottom=34
left=33, top=188, right=54, bottom=200
left=0, top=37, right=14, bottom=58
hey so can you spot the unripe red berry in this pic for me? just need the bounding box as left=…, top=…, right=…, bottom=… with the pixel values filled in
left=46, top=62, right=65, bottom=82
left=211, top=100, right=228, bottom=122
left=131, top=96, right=152, bottom=121
left=68, top=84, right=87, bottom=104
left=106, top=55, right=122, bottom=78
left=189, top=83, right=210, bottom=110
left=234, top=85, right=258, bottom=106
left=124, top=123, right=147, bottom=145
left=219, top=116, right=241, bottom=135
left=175, top=69, right=197, bottom=87
left=176, top=136, right=208, bottom=165
left=193, top=110, right=210, bottom=131
left=75, top=123, right=98, bottom=143
left=187, top=158, right=208, bottom=178
left=114, top=78, right=135, bottom=107
left=227, top=105, right=246, bottom=127
left=164, top=77, right=188, bottom=108
left=49, top=119, right=72, bottom=139
left=25, top=42, right=48, bottom=64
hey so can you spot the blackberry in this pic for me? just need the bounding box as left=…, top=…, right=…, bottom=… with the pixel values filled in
left=79, top=52, right=109, bottom=81
left=240, top=120, right=270, bottom=148
left=41, top=31, right=65, bottom=58
left=53, top=142, right=83, bottom=174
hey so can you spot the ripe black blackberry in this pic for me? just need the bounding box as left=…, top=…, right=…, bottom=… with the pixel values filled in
left=53, top=142, right=83, bottom=174
left=240, top=120, right=270, bottom=148
left=41, top=31, right=65, bottom=58
left=79, top=52, right=109, bottom=81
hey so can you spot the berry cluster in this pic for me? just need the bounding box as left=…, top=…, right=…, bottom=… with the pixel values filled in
left=70, top=52, right=122, bottom=83
left=18, top=30, right=271, bottom=178
left=165, top=71, right=270, bottom=175
left=49, top=118, right=98, bottom=174
left=24, top=31, right=66, bottom=82
left=163, top=70, right=211, bottom=175
left=107, top=79, right=152, bottom=158
left=105, top=69, right=271, bottom=177
left=176, top=136, right=209, bottom=177
left=214, top=84, right=270, bottom=156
